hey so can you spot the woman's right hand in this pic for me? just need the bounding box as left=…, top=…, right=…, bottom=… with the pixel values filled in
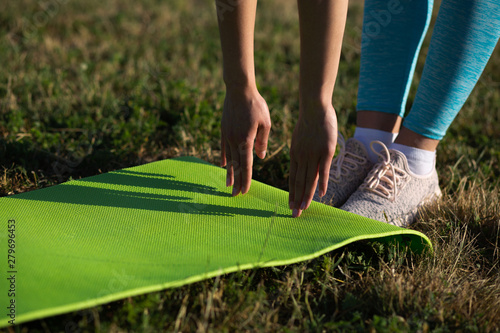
left=221, top=86, right=271, bottom=196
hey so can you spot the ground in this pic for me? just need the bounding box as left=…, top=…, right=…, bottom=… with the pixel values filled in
left=0, top=0, right=499, bottom=331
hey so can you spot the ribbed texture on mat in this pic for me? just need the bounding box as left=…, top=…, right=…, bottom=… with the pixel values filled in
left=0, top=156, right=431, bottom=327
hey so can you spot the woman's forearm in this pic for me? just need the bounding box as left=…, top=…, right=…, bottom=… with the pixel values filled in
left=297, top=0, right=348, bottom=108
left=216, top=0, right=258, bottom=90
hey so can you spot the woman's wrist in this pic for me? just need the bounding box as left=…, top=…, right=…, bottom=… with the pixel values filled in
left=223, top=62, right=257, bottom=89
left=299, top=93, right=334, bottom=116
left=224, top=79, right=259, bottom=96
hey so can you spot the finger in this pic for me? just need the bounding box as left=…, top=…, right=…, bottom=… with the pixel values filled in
left=221, top=132, right=227, bottom=167
left=225, top=142, right=233, bottom=187
left=230, top=144, right=241, bottom=196
left=317, top=153, right=333, bottom=198
left=288, top=159, right=298, bottom=210
left=255, top=121, right=271, bottom=159
left=239, top=140, right=254, bottom=195
left=301, top=160, right=320, bottom=211
left=293, top=163, right=307, bottom=214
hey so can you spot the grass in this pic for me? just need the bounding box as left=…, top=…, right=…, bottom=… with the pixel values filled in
left=1, top=0, right=499, bottom=331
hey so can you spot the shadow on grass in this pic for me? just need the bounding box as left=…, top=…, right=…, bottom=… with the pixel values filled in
left=0, top=138, right=135, bottom=183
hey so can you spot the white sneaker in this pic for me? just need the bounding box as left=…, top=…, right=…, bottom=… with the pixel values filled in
left=313, top=134, right=373, bottom=207
left=341, top=141, right=442, bottom=227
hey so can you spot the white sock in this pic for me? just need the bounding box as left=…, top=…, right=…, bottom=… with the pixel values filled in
left=354, top=127, right=399, bottom=163
left=390, top=143, right=436, bottom=175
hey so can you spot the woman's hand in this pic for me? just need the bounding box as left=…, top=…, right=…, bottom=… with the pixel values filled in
left=290, top=0, right=347, bottom=217
left=289, top=102, right=337, bottom=217
left=221, top=87, right=271, bottom=196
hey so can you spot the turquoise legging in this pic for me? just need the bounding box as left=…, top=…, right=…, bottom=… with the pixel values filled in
left=357, top=0, right=500, bottom=140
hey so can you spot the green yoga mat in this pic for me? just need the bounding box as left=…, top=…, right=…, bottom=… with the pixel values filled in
left=0, top=156, right=431, bottom=327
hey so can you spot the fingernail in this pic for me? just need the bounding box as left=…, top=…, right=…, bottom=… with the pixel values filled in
left=289, top=201, right=293, bottom=210
left=226, top=178, right=230, bottom=187
left=232, top=187, right=239, bottom=196
left=300, top=201, right=307, bottom=210
left=292, top=209, right=298, bottom=218
left=261, top=151, right=267, bottom=159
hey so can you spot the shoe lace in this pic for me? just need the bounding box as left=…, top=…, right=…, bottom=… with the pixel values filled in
left=359, top=141, right=408, bottom=201
left=330, top=134, right=368, bottom=181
